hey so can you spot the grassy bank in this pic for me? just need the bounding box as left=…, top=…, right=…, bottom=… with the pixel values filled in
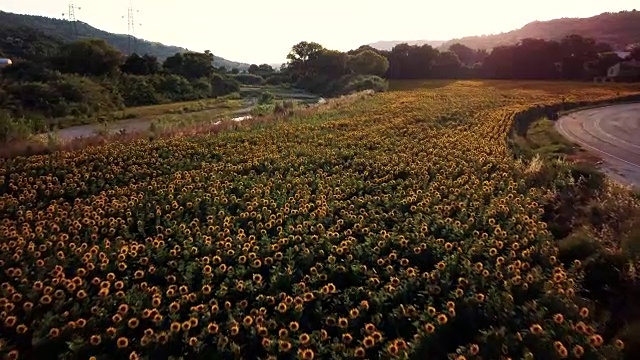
left=508, top=98, right=640, bottom=358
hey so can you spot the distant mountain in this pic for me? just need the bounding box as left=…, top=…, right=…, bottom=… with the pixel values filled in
left=368, top=10, right=640, bottom=53
left=368, top=40, right=447, bottom=51
left=0, top=11, right=250, bottom=70
left=440, top=10, right=640, bottom=50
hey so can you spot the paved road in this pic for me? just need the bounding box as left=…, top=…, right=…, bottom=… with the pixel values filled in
left=555, top=102, right=640, bottom=188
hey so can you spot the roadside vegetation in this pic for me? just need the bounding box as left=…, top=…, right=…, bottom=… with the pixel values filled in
left=507, top=91, right=640, bottom=358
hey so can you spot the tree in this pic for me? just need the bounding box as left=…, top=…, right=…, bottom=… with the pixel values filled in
left=585, top=52, right=623, bottom=77
left=248, top=63, right=274, bottom=77
left=347, top=50, right=389, bottom=76
left=258, top=64, right=274, bottom=74
left=142, top=54, right=160, bottom=74
left=432, top=51, right=461, bottom=77
left=310, top=50, right=347, bottom=80
left=631, top=47, right=640, bottom=60
left=49, top=38, right=124, bottom=76
left=286, top=41, right=325, bottom=77
left=448, top=43, right=474, bottom=66
left=163, top=51, right=215, bottom=80
left=121, top=53, right=160, bottom=75
left=248, top=64, right=260, bottom=74
left=347, top=45, right=383, bottom=56
left=387, top=43, right=439, bottom=79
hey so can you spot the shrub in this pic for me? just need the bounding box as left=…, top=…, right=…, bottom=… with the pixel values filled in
left=149, top=74, right=196, bottom=102
left=569, top=162, right=606, bottom=193
left=5, top=81, right=60, bottom=115
left=337, top=74, right=388, bottom=95
left=0, top=60, right=60, bottom=83
left=191, top=77, right=213, bottom=99
left=621, top=226, right=640, bottom=259
left=232, top=73, right=265, bottom=85
left=557, top=230, right=602, bottom=263
left=4, top=74, right=122, bottom=118
left=0, top=111, right=46, bottom=142
left=265, top=73, right=293, bottom=86
left=258, top=91, right=274, bottom=104
left=211, top=74, right=240, bottom=98
left=118, top=75, right=161, bottom=107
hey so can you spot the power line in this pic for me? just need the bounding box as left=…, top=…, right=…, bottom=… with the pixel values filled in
left=62, top=1, right=82, bottom=38
left=122, top=0, right=142, bottom=54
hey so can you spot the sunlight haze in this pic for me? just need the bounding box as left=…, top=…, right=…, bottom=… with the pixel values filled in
left=2, top=0, right=638, bottom=64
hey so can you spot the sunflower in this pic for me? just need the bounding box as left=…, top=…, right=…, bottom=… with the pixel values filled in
left=338, top=317, right=349, bottom=328
left=424, top=323, right=435, bottom=333
left=530, top=324, right=543, bottom=335
left=579, top=307, right=589, bottom=318
left=90, top=335, right=102, bottom=346
left=116, top=337, right=129, bottom=348
left=300, top=349, right=314, bottom=360
left=289, top=322, right=299, bottom=331
left=128, top=318, right=140, bottom=329
left=363, top=336, right=375, bottom=348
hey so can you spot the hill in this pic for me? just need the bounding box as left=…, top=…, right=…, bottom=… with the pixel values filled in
left=0, top=11, right=250, bottom=70
left=368, top=40, right=446, bottom=51
left=440, top=10, right=640, bottom=50
left=368, top=10, right=640, bottom=52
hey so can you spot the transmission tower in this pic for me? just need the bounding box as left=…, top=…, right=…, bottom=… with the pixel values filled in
left=62, top=1, right=81, bottom=38
left=122, top=0, right=141, bottom=54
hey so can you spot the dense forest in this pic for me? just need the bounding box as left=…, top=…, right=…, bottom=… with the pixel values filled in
left=0, top=11, right=250, bottom=70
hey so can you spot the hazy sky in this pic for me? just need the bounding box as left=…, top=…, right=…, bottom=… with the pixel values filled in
left=2, top=0, right=638, bottom=64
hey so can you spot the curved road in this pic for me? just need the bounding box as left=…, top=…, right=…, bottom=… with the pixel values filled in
left=555, top=102, right=640, bottom=188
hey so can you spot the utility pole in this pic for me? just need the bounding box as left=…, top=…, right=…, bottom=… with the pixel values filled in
left=62, top=1, right=81, bottom=38
left=122, top=0, right=141, bottom=54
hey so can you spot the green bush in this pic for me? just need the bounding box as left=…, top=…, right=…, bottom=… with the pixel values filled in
left=118, top=75, right=161, bottom=107
left=265, top=74, right=292, bottom=86
left=336, top=74, right=388, bottom=95
left=569, top=162, right=606, bottom=193
left=0, top=60, right=60, bottom=83
left=250, top=104, right=274, bottom=117
left=5, top=81, right=60, bottom=115
left=211, top=74, right=240, bottom=98
left=557, top=230, right=602, bottom=263
left=232, top=73, right=265, bottom=85
left=582, top=252, right=627, bottom=301
left=4, top=74, right=123, bottom=118
left=149, top=74, right=196, bottom=102
left=191, top=77, right=212, bottom=99
left=258, top=91, right=274, bottom=104
left=0, top=111, right=46, bottom=142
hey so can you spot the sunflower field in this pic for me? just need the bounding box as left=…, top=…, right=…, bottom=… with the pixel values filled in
left=1, top=80, right=639, bottom=360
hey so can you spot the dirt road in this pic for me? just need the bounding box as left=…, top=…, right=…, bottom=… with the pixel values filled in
left=43, top=106, right=254, bottom=142
left=555, top=102, right=640, bottom=188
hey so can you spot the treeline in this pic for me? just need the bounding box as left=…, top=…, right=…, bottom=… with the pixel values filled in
left=0, top=36, right=240, bottom=120
left=280, top=35, right=640, bottom=93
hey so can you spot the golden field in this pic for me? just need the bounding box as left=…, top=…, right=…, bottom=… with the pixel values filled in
left=1, top=80, right=640, bottom=360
